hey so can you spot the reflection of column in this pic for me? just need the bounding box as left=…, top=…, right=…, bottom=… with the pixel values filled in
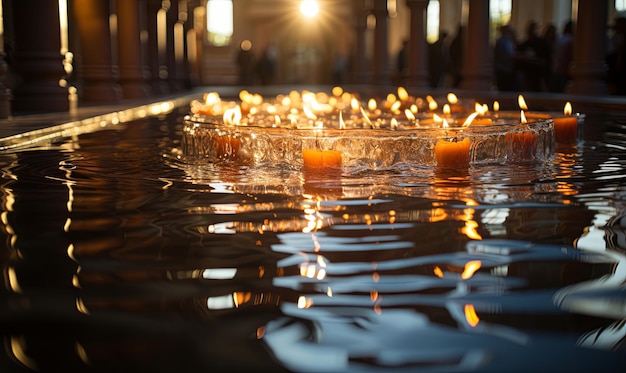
left=567, top=0, right=608, bottom=95
left=351, top=0, right=368, bottom=83
left=116, top=0, right=151, bottom=99
left=405, top=0, right=429, bottom=89
left=371, top=0, right=389, bottom=85
left=0, top=1, right=10, bottom=118
left=11, top=0, right=69, bottom=113
left=460, top=0, right=492, bottom=91
left=146, top=0, right=167, bottom=95
left=73, top=0, right=121, bottom=103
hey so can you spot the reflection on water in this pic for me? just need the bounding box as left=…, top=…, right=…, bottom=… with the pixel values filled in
left=0, top=107, right=625, bottom=372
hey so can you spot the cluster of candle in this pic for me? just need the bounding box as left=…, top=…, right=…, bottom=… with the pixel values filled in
left=184, top=87, right=582, bottom=171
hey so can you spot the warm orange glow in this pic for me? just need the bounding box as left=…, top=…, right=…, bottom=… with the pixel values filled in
left=462, top=219, right=482, bottom=240
left=302, top=149, right=342, bottom=169
left=339, top=111, right=345, bottom=130
left=360, top=107, right=373, bottom=127
left=391, top=118, right=398, bottom=129
left=493, top=101, right=500, bottom=112
left=520, top=110, right=527, bottom=124
left=464, top=304, right=480, bottom=327
left=461, top=260, right=482, bottom=279
left=447, top=92, right=458, bottom=104
left=368, top=98, right=377, bottom=111
left=433, top=265, right=444, bottom=278
left=370, top=290, right=379, bottom=302
left=233, top=291, right=252, bottom=307
left=427, top=95, right=438, bottom=111
left=405, top=109, right=415, bottom=121
left=443, top=104, right=451, bottom=115
left=462, top=112, right=479, bottom=127
left=398, top=86, right=409, bottom=101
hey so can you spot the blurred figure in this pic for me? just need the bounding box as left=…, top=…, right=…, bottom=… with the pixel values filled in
left=494, top=24, right=518, bottom=91
left=256, top=45, right=277, bottom=85
left=550, top=20, right=574, bottom=92
left=236, top=40, right=255, bottom=86
left=607, top=16, right=626, bottom=95
left=542, top=23, right=557, bottom=91
left=428, top=30, right=450, bottom=88
left=517, top=20, right=550, bottom=91
left=449, top=24, right=465, bottom=88
left=395, top=39, right=408, bottom=85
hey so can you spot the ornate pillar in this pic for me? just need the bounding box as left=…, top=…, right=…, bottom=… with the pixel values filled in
left=405, top=0, right=429, bottom=89
left=351, top=0, right=368, bottom=83
left=10, top=0, right=68, bottom=113
left=116, top=0, right=152, bottom=99
left=371, top=0, right=390, bottom=85
left=567, top=0, right=608, bottom=95
left=460, top=0, right=492, bottom=91
left=73, top=0, right=121, bottom=103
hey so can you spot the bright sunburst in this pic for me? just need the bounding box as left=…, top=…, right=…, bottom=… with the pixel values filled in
left=300, top=0, right=319, bottom=18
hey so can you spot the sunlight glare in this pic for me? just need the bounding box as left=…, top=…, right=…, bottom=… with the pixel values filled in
left=300, top=0, right=319, bottom=18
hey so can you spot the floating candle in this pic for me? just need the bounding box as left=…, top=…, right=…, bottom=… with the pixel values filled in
left=435, top=137, right=470, bottom=167
left=552, top=102, right=578, bottom=144
left=302, top=148, right=342, bottom=169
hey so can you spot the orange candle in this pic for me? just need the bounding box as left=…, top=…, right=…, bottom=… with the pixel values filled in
left=435, top=137, right=470, bottom=167
left=302, top=148, right=342, bottom=169
left=214, top=134, right=240, bottom=159
left=507, top=130, right=537, bottom=160
left=552, top=102, right=578, bottom=144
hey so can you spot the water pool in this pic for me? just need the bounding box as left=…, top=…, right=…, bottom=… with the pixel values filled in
left=0, top=99, right=625, bottom=372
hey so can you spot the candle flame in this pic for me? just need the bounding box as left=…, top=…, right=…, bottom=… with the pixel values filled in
left=564, top=102, right=572, bottom=115
left=351, top=97, right=360, bottom=111
left=410, top=104, right=418, bottom=114
left=520, top=110, right=527, bottom=124
left=360, top=107, right=373, bottom=128
left=405, top=109, right=415, bottom=121
left=463, top=112, right=479, bottom=127
left=339, top=110, right=346, bottom=130
left=464, top=304, right=480, bottom=327
left=518, top=95, right=528, bottom=110
left=386, top=93, right=397, bottom=104
left=390, top=100, right=401, bottom=113
left=433, top=113, right=443, bottom=123
left=493, top=101, right=500, bottom=112
left=274, top=115, right=281, bottom=127
left=223, top=106, right=242, bottom=125
left=427, top=95, right=438, bottom=111
left=391, top=118, right=398, bottom=130
left=397, top=86, right=409, bottom=101
left=368, top=98, right=377, bottom=111
left=303, top=105, right=317, bottom=120
left=461, top=260, right=482, bottom=279
left=447, top=92, right=458, bottom=104
left=442, top=118, right=449, bottom=128
left=443, top=104, right=451, bottom=115
left=204, top=91, right=220, bottom=105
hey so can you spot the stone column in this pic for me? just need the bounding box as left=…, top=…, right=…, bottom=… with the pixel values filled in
left=371, top=0, right=390, bottom=85
left=460, top=0, right=492, bottom=91
left=165, top=0, right=183, bottom=92
left=567, top=0, right=608, bottom=95
left=116, top=0, right=152, bottom=99
left=405, top=0, right=430, bottom=89
left=351, top=0, right=368, bottom=83
left=10, top=0, right=69, bottom=113
left=145, top=0, right=167, bottom=95
left=73, top=0, right=121, bottom=103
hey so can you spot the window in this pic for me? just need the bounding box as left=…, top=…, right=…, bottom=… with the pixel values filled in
left=206, top=0, right=233, bottom=47
left=490, top=0, right=512, bottom=26
left=426, top=0, right=440, bottom=43
left=617, top=0, right=626, bottom=12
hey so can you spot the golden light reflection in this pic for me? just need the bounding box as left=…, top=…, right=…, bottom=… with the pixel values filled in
left=464, top=304, right=480, bottom=327
left=461, top=260, right=482, bottom=280
left=6, top=266, right=22, bottom=293
left=297, top=295, right=313, bottom=308
left=433, top=265, right=444, bottom=278
left=10, top=335, right=38, bottom=371
left=75, top=297, right=90, bottom=315
left=75, top=342, right=89, bottom=364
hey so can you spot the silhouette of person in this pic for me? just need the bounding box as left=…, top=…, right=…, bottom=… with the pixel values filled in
left=236, top=40, right=255, bottom=85
left=428, top=30, right=450, bottom=88
left=550, top=20, right=574, bottom=93
left=449, top=24, right=465, bottom=88
left=494, top=24, right=518, bottom=91
left=517, top=20, right=550, bottom=91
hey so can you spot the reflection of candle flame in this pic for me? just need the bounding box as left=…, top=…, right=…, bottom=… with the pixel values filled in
left=360, top=107, right=373, bottom=128
left=461, top=260, right=482, bottom=279
left=447, top=92, right=458, bottom=104
left=339, top=110, right=346, bottom=129
left=464, top=304, right=480, bottom=327
left=564, top=101, right=572, bottom=115
left=433, top=266, right=444, bottom=278
left=518, top=95, right=528, bottom=110
left=463, top=112, right=479, bottom=127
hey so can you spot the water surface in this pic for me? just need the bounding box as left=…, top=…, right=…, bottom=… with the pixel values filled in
left=0, top=105, right=625, bottom=372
